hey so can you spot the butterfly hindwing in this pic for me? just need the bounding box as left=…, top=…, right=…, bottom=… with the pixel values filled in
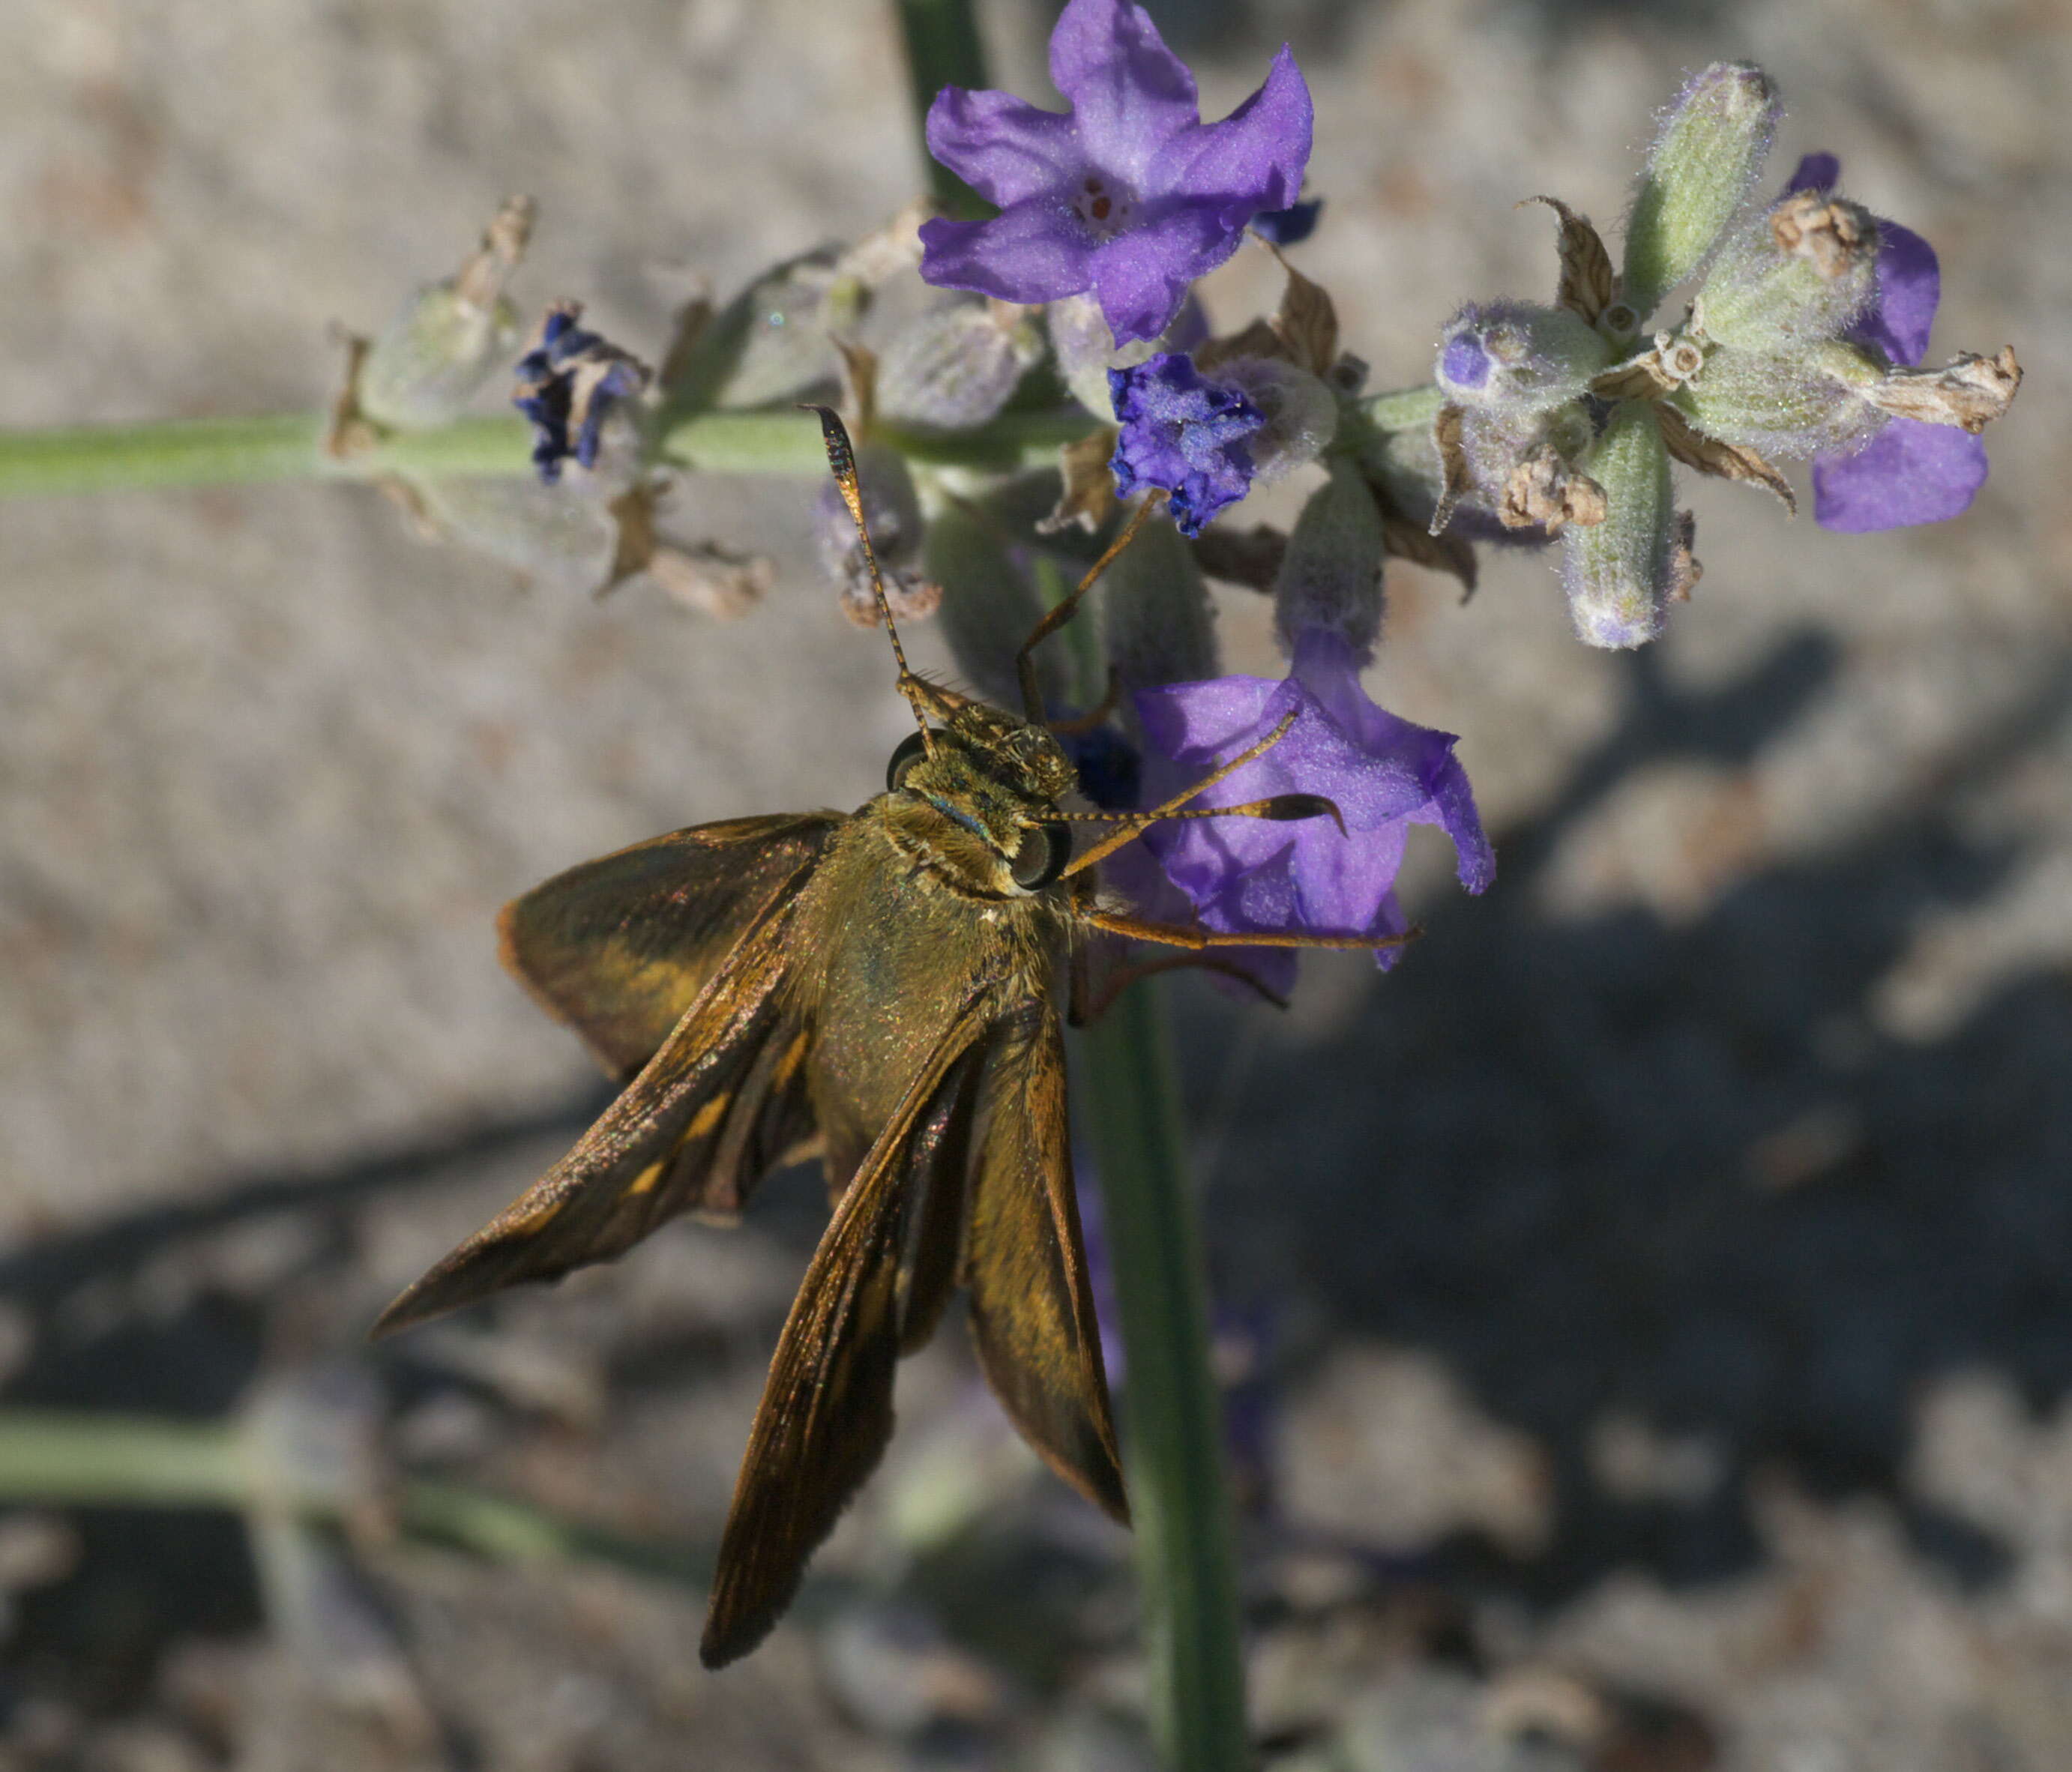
left=699, top=994, right=996, bottom=1669
left=961, top=1006, right=1128, bottom=1525
left=373, top=880, right=816, bottom=1336
left=499, top=812, right=842, bottom=1080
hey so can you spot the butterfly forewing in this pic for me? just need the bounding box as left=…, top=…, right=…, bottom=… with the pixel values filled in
left=373, top=875, right=819, bottom=1336
left=961, top=1007, right=1128, bottom=1525
left=499, top=812, right=841, bottom=1079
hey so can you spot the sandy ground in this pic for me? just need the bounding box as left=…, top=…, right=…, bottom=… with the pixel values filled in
left=1, top=0, right=2069, bottom=1766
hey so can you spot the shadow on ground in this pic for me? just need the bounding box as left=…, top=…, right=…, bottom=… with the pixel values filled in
left=1195, top=630, right=2072, bottom=1603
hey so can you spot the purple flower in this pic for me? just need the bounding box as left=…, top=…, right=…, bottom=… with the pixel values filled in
left=512, top=306, right=648, bottom=484
left=1134, top=628, right=1494, bottom=970
left=918, top=0, right=1312, bottom=346
left=1251, top=196, right=1322, bottom=247
left=1439, top=332, right=1491, bottom=392
left=1109, top=352, right=1265, bottom=537
left=1061, top=720, right=1142, bottom=812
left=1786, top=154, right=1990, bottom=532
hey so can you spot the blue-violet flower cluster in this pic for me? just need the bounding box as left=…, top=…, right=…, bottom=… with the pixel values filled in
left=1108, top=352, right=1265, bottom=537
left=512, top=305, right=648, bottom=484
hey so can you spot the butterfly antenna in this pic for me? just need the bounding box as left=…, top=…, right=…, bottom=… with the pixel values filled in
left=1061, top=708, right=1336, bottom=878
left=805, top=405, right=934, bottom=751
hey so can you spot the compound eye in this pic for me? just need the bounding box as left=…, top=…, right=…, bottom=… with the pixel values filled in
left=885, top=730, right=931, bottom=792
left=1008, top=822, right=1071, bottom=890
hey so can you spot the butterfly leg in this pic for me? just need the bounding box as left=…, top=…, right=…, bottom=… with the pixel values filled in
left=1016, top=497, right=1157, bottom=723
left=1081, top=907, right=1419, bottom=956
left=1045, top=666, right=1122, bottom=738
left=1070, top=944, right=1289, bottom=1025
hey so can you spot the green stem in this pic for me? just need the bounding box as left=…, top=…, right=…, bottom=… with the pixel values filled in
left=0, top=413, right=330, bottom=497
left=0, top=1408, right=706, bottom=1583
left=1357, top=382, right=1445, bottom=433
left=1080, top=980, right=1250, bottom=1771
left=893, top=0, right=992, bottom=218
left=0, top=1409, right=247, bottom=1507
left=0, top=406, right=1095, bottom=501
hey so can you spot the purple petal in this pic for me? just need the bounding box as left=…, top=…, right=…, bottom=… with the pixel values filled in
left=1251, top=196, right=1322, bottom=247
left=1165, top=292, right=1211, bottom=353
left=1858, top=219, right=1939, bottom=367
left=1133, top=629, right=1493, bottom=962
left=1049, top=0, right=1199, bottom=184
left=1290, top=632, right=1491, bottom=893
left=1109, top=352, right=1263, bottom=534
left=1088, top=204, right=1239, bottom=344
left=919, top=202, right=1096, bottom=306
left=1440, top=334, right=1491, bottom=391
left=1812, top=418, right=1987, bottom=531
left=1786, top=151, right=1840, bottom=195
left=924, top=88, right=1084, bottom=207
left=1136, top=669, right=1280, bottom=762
left=1427, top=758, right=1496, bottom=893
left=1780, top=153, right=1942, bottom=368
left=1143, top=45, right=1313, bottom=218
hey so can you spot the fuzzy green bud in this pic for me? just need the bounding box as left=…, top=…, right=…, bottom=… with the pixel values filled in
left=1210, top=356, right=1340, bottom=483
left=1436, top=302, right=1612, bottom=415
left=1347, top=385, right=1448, bottom=526
left=1561, top=401, right=1690, bottom=650
left=413, top=477, right=615, bottom=594
left=657, top=248, right=845, bottom=418
left=877, top=300, right=1044, bottom=433
left=1274, top=459, right=1387, bottom=662
left=1622, top=64, right=1782, bottom=322
left=923, top=498, right=1059, bottom=712
left=1048, top=292, right=1163, bottom=418
left=1671, top=343, right=1880, bottom=456
left=1697, top=193, right=1880, bottom=351
left=358, top=198, right=531, bottom=430
left=1100, top=513, right=1218, bottom=691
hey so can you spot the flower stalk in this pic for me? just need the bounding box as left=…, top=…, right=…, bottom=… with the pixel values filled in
left=0, top=406, right=1097, bottom=500
left=1079, top=977, right=1251, bottom=1772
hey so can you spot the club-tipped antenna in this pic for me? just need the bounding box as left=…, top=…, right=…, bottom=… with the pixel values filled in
left=1062, top=708, right=1320, bottom=878
left=804, top=404, right=934, bottom=753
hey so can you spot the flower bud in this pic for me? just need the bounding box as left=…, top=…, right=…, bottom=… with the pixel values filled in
left=1671, top=343, right=1879, bottom=456
left=1205, top=355, right=1339, bottom=483
left=922, top=498, right=1058, bottom=711
left=1100, top=511, right=1219, bottom=692
left=358, top=198, right=531, bottom=430
left=1273, top=459, right=1385, bottom=662
left=1048, top=291, right=1204, bottom=418
left=1622, top=63, right=1782, bottom=320
left=410, top=476, right=617, bottom=594
left=1435, top=302, right=1612, bottom=414
left=660, top=248, right=844, bottom=415
left=1433, top=400, right=1597, bottom=540
left=876, top=300, right=1044, bottom=432
left=1560, top=400, right=1693, bottom=649
left=1697, top=193, right=1881, bottom=349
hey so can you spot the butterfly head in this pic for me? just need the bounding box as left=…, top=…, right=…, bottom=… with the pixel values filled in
left=879, top=705, right=1075, bottom=897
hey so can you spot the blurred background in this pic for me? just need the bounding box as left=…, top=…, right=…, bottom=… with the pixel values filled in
left=1, top=0, right=2067, bottom=1765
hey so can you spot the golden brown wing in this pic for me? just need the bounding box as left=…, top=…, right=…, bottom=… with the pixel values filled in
left=699, top=994, right=996, bottom=1669
left=961, top=1007, right=1128, bottom=1525
left=373, top=879, right=818, bottom=1336
left=499, top=812, right=842, bottom=1079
